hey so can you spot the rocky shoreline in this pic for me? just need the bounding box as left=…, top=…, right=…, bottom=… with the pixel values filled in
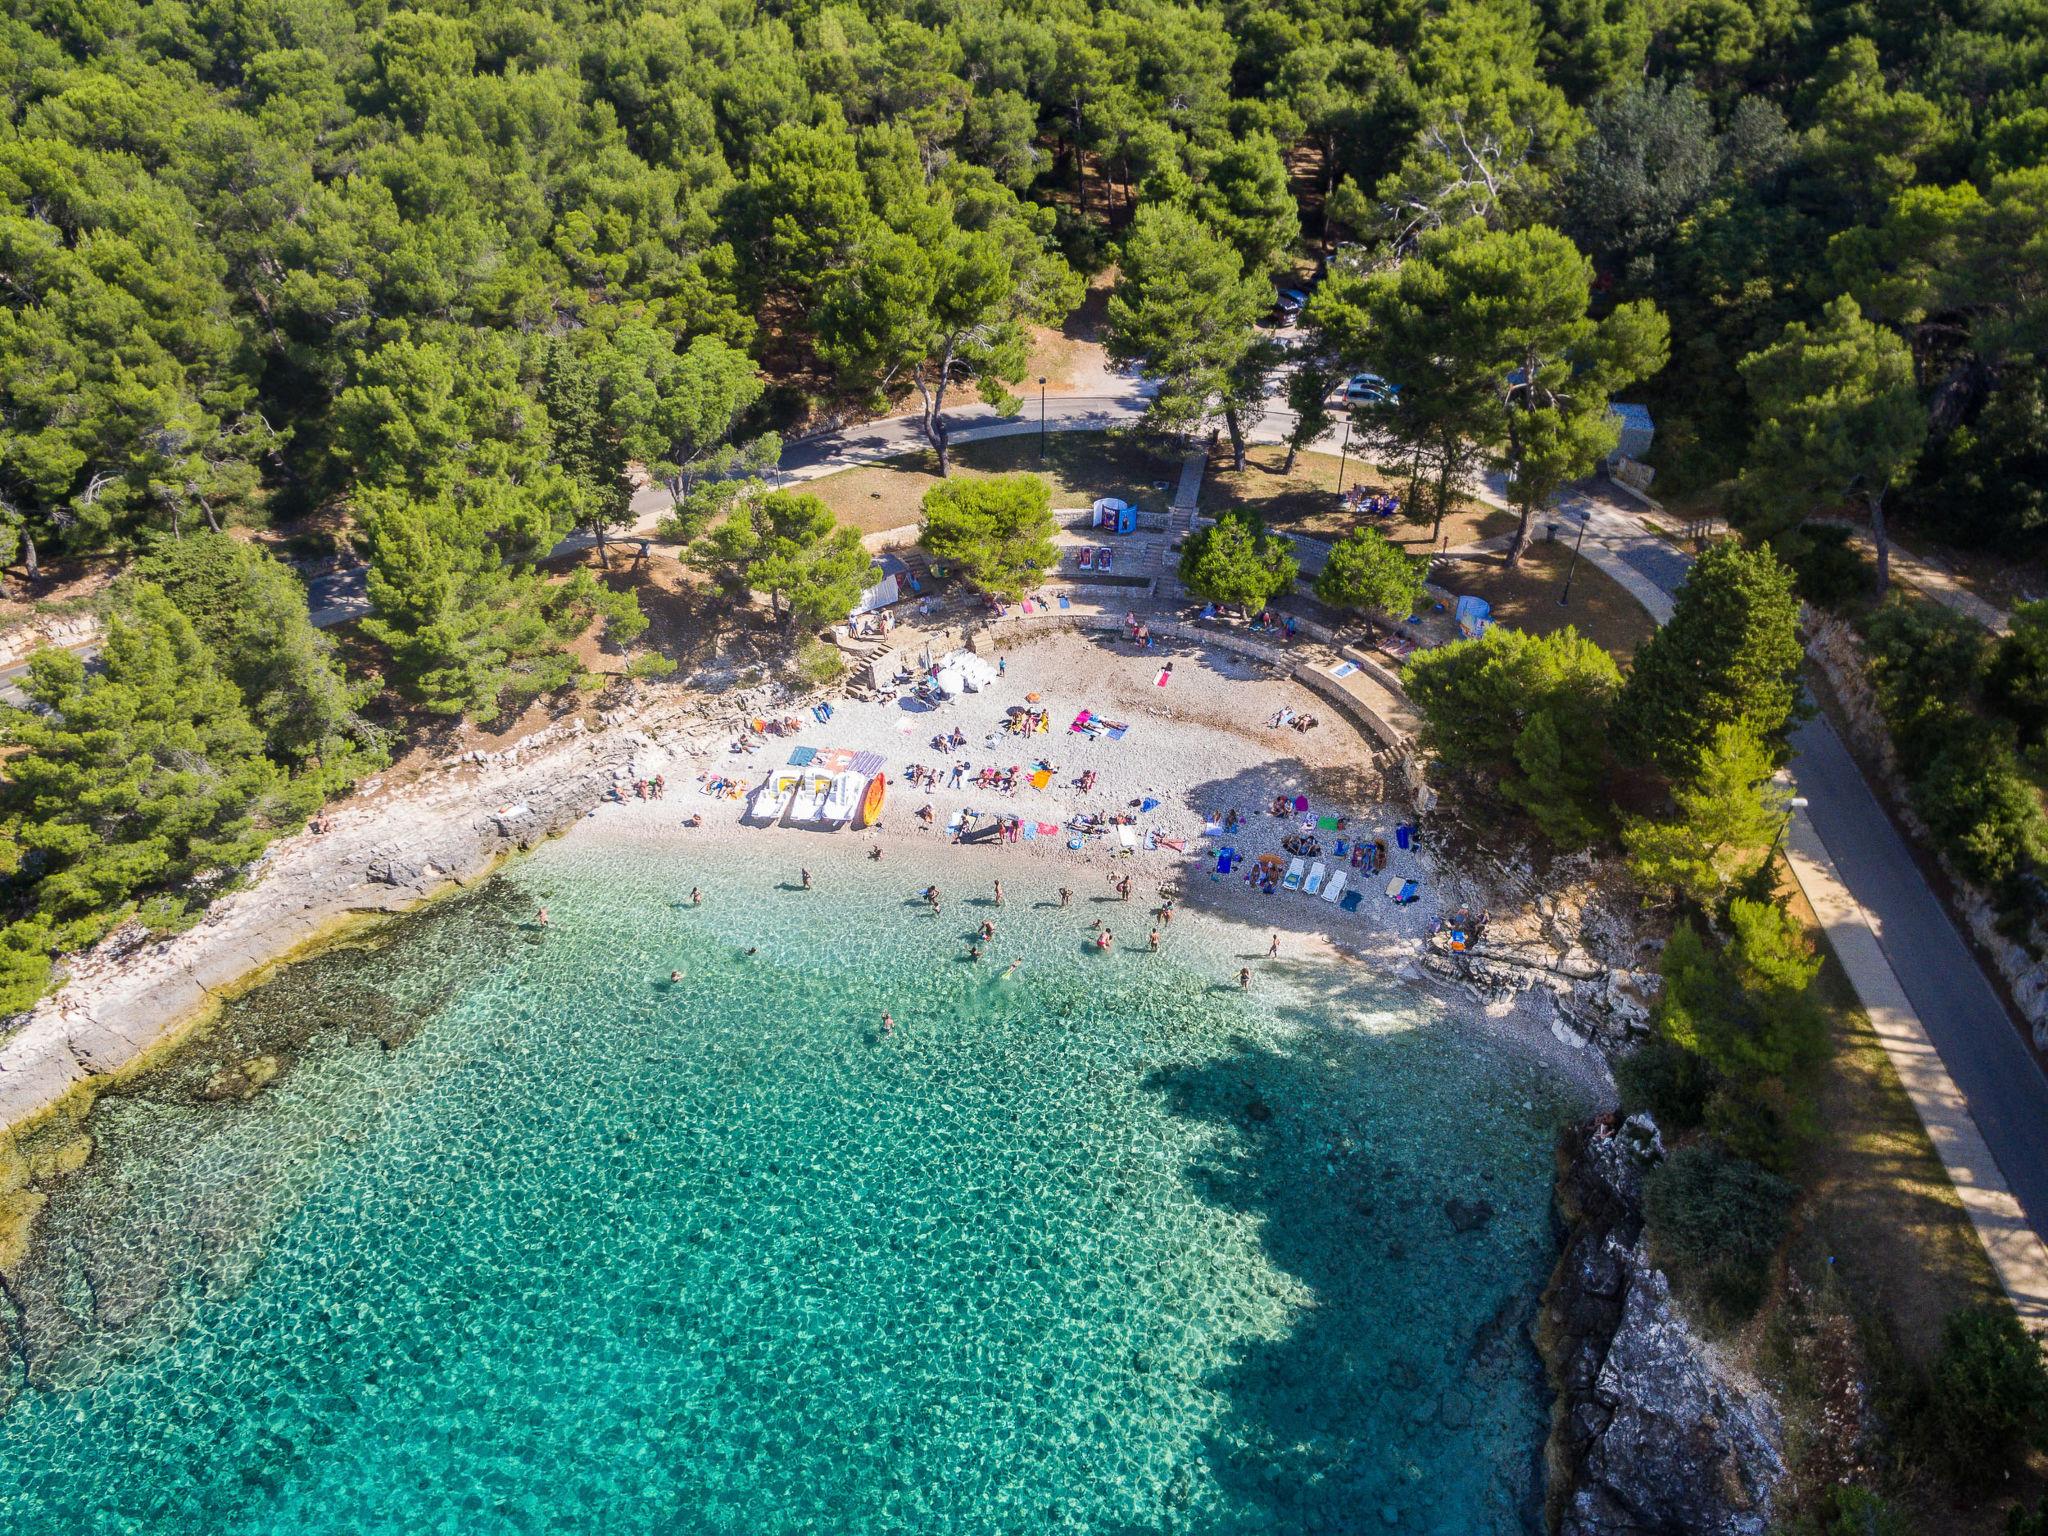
left=1537, top=1115, right=1787, bottom=1536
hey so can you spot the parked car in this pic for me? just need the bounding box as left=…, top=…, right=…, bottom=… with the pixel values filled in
left=1344, top=372, right=1400, bottom=408
left=1274, top=288, right=1309, bottom=324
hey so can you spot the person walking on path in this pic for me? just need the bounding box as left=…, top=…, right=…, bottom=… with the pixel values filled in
left=1267, top=934, right=1280, bottom=958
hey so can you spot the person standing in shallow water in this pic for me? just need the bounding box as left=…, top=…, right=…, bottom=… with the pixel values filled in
left=1239, top=966, right=1251, bottom=989
left=800, top=868, right=812, bottom=890
left=993, top=880, right=1004, bottom=907
left=881, top=1011, right=894, bottom=1036
left=535, top=906, right=549, bottom=928
left=1058, top=887, right=1072, bottom=908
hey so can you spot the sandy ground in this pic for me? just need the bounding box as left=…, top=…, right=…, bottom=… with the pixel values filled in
left=577, top=629, right=1604, bottom=1091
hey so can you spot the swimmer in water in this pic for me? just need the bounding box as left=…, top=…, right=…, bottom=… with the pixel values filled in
left=745, top=946, right=758, bottom=956
left=968, top=943, right=982, bottom=962
left=669, top=970, right=682, bottom=983
left=1096, top=929, right=1113, bottom=951
left=980, top=919, right=995, bottom=941
left=881, top=1011, right=894, bottom=1036
left=1005, top=957, right=1023, bottom=977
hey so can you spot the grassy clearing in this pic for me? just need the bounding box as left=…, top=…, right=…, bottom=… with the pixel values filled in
left=1201, top=445, right=1515, bottom=550
left=803, top=432, right=1183, bottom=535
left=1434, top=539, right=1659, bottom=660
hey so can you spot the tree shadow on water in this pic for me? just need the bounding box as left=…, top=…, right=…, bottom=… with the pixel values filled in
left=1141, top=977, right=1552, bottom=1534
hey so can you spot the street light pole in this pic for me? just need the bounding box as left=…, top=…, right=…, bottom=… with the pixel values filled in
left=1038, top=377, right=1048, bottom=461
left=1767, top=797, right=1811, bottom=861
left=1335, top=416, right=1353, bottom=496
left=1557, top=511, right=1590, bottom=606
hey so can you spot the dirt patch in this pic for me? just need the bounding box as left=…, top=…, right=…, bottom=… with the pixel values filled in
left=1201, top=446, right=1513, bottom=550
left=1436, top=540, right=1658, bottom=661
left=806, top=435, right=1182, bottom=535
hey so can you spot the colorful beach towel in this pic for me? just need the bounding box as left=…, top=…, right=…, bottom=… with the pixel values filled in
left=1037, top=821, right=1060, bottom=836
left=1107, top=724, right=1129, bottom=741
left=787, top=746, right=817, bottom=766
left=1340, top=889, right=1363, bottom=913
left=1316, top=815, right=1339, bottom=831
left=1058, top=594, right=1071, bottom=609
left=1021, top=821, right=1038, bottom=840
left=1069, top=710, right=1093, bottom=733
left=1029, top=768, right=1053, bottom=791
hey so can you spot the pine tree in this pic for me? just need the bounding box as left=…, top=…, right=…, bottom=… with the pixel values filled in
left=1616, top=540, right=1804, bottom=779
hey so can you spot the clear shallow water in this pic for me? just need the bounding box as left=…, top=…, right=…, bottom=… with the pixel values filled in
left=1, top=838, right=1582, bottom=1534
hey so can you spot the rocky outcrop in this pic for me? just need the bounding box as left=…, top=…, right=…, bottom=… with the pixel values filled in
left=1539, top=1117, right=1786, bottom=1536
left=1423, top=934, right=1659, bottom=1053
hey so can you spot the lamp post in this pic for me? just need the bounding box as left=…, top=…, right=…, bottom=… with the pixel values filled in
left=1556, top=511, right=1590, bottom=606
left=1335, top=416, right=1353, bottom=496
left=1767, top=797, right=1811, bottom=862
left=1038, top=377, right=1048, bottom=461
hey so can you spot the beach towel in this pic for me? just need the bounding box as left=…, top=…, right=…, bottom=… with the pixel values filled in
left=849, top=751, right=885, bottom=776
left=1216, top=849, right=1236, bottom=874
left=1139, top=797, right=1160, bottom=813
left=1202, top=820, right=1225, bottom=838
left=1058, top=595, right=1071, bottom=609
left=1037, top=821, right=1060, bottom=836
left=1159, top=837, right=1184, bottom=851
left=1117, top=825, right=1138, bottom=850
left=1293, top=795, right=1309, bottom=815
left=1387, top=877, right=1420, bottom=904
left=947, top=810, right=965, bottom=830
left=1304, top=861, right=1327, bottom=895
left=1154, top=668, right=1171, bottom=687
left=1021, top=821, right=1037, bottom=840
left=1282, top=857, right=1306, bottom=891
left=1328, top=661, right=1358, bottom=678
left=1340, top=889, right=1363, bottom=913
left=1316, top=815, right=1339, bottom=831
left=1144, top=829, right=1158, bottom=851
left=1396, top=823, right=1413, bottom=850
left=1321, top=870, right=1348, bottom=904
left=787, top=745, right=817, bottom=766
left=1107, top=724, right=1129, bottom=741
left=1028, top=768, right=1053, bottom=791
left=1021, top=599, right=1034, bottom=614
left=1069, top=710, right=1092, bottom=733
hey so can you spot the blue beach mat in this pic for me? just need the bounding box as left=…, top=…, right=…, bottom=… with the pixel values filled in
left=1339, top=890, right=1363, bottom=913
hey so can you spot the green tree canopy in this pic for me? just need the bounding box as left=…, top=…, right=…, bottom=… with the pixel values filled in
left=1176, top=511, right=1299, bottom=609
left=1402, top=623, right=1621, bottom=845
left=1313, top=526, right=1426, bottom=623
left=1616, top=539, right=1804, bottom=780
left=918, top=474, right=1057, bottom=599
left=693, top=489, right=869, bottom=629
left=1739, top=295, right=1927, bottom=593
left=1, top=584, right=286, bottom=973
left=1622, top=722, right=1790, bottom=908
left=1105, top=203, right=1276, bottom=467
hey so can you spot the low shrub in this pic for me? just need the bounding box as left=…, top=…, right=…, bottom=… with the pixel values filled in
left=1645, top=1143, right=1796, bottom=1319
left=1925, top=1306, right=2048, bottom=1481
left=1615, top=1036, right=1712, bottom=1129
left=1786, top=524, right=1872, bottom=611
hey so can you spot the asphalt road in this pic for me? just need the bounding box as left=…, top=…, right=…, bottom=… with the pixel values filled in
left=1614, top=533, right=2048, bottom=1233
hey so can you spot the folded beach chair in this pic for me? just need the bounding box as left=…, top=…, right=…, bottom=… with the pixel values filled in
left=1304, top=861, right=1327, bottom=895
left=1282, top=857, right=1306, bottom=891
left=1321, top=870, right=1347, bottom=904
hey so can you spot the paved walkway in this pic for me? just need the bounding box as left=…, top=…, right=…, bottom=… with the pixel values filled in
left=1547, top=481, right=2048, bottom=1323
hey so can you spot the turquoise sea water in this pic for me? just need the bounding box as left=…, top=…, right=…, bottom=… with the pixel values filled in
left=1, top=838, right=1582, bottom=1535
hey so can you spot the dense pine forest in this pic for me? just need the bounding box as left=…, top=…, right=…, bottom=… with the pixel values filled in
left=0, top=0, right=2043, bottom=994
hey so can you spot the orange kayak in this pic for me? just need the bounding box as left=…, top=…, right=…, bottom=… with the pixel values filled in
left=857, top=772, right=887, bottom=828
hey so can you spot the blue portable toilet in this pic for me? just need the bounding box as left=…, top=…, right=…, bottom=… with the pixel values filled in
left=1091, top=497, right=1138, bottom=534
left=1454, top=595, right=1492, bottom=639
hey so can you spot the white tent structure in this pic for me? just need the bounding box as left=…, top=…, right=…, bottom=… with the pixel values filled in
left=930, top=649, right=1000, bottom=698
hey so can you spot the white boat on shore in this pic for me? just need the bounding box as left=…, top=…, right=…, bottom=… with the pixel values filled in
left=749, top=773, right=800, bottom=822
left=819, top=771, right=866, bottom=826
left=785, top=773, right=835, bottom=824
